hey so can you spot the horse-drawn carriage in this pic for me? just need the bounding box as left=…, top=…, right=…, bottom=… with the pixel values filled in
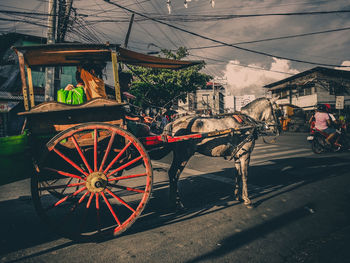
left=12, top=43, right=281, bottom=240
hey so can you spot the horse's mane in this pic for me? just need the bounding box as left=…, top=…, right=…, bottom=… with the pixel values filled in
left=241, top=97, right=268, bottom=111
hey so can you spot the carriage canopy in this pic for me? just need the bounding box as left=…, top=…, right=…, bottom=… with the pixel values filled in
left=12, top=43, right=201, bottom=69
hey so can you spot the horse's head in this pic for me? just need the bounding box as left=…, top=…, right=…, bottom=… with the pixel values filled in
left=241, top=97, right=282, bottom=135
left=264, top=98, right=282, bottom=135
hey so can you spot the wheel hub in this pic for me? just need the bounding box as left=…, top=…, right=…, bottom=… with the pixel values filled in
left=86, top=172, right=107, bottom=193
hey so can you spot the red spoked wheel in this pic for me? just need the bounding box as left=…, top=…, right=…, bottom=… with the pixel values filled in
left=31, top=123, right=153, bottom=240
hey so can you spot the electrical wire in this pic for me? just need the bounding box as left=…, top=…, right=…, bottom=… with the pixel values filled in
left=0, top=17, right=47, bottom=28
left=188, top=53, right=295, bottom=75
left=102, top=0, right=350, bottom=68
left=71, top=9, right=350, bottom=22
left=141, top=0, right=179, bottom=48
left=187, top=26, right=350, bottom=50
left=170, top=0, right=344, bottom=14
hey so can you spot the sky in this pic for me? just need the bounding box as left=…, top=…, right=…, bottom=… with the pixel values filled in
left=1, top=0, right=350, bottom=97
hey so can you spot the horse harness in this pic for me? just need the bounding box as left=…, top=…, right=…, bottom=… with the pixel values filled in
left=266, top=98, right=282, bottom=132
left=177, top=113, right=260, bottom=159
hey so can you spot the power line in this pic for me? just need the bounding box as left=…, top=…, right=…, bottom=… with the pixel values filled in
left=173, top=0, right=332, bottom=13
left=187, top=27, right=350, bottom=50
left=0, top=10, right=50, bottom=16
left=151, top=9, right=189, bottom=52
left=103, top=0, right=350, bottom=68
left=189, top=53, right=295, bottom=76
left=73, top=9, right=350, bottom=22
left=143, top=0, right=179, bottom=49
left=68, top=8, right=100, bottom=43
left=0, top=17, right=47, bottom=28
left=77, top=0, right=150, bottom=15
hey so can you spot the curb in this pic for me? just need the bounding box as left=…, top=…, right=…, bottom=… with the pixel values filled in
left=281, top=132, right=309, bottom=136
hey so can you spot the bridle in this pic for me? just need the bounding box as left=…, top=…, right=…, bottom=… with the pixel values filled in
left=265, top=98, right=282, bottom=136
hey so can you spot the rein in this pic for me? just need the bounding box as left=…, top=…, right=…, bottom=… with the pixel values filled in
left=228, top=127, right=257, bottom=160
left=265, top=98, right=281, bottom=135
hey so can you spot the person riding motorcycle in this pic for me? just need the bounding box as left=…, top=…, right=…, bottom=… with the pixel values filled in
left=313, top=104, right=338, bottom=145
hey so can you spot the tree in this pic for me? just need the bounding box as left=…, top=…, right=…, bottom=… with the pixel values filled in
left=128, top=47, right=211, bottom=109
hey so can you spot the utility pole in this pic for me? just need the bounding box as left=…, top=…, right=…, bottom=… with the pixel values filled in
left=124, top=13, right=134, bottom=48
left=45, top=0, right=57, bottom=101
left=121, top=13, right=134, bottom=71
left=54, top=0, right=73, bottom=95
left=57, top=0, right=73, bottom=42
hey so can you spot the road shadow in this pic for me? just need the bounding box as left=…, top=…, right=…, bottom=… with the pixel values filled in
left=0, top=194, right=67, bottom=257
left=185, top=204, right=313, bottom=263
left=248, top=155, right=350, bottom=207
left=124, top=154, right=350, bottom=236
left=1, top=154, right=349, bottom=260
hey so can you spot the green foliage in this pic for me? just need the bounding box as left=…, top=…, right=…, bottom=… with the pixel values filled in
left=127, top=47, right=211, bottom=109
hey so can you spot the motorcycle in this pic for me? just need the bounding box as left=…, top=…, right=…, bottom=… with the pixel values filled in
left=307, top=123, right=349, bottom=154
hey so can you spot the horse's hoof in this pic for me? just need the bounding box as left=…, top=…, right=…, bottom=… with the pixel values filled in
left=176, top=206, right=187, bottom=214
left=169, top=200, right=186, bottom=213
left=244, top=203, right=254, bottom=209
left=175, top=201, right=187, bottom=213
left=233, top=195, right=242, bottom=203
left=231, top=192, right=241, bottom=202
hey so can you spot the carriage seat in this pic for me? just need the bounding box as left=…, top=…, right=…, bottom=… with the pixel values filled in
left=18, top=98, right=126, bottom=116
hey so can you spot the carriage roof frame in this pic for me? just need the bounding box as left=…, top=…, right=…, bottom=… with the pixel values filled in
left=12, top=43, right=202, bottom=111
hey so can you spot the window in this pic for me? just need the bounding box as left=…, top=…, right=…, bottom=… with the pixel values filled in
left=304, top=87, right=312, bottom=96
left=280, top=90, right=288, bottom=99
left=201, top=94, right=210, bottom=108
left=188, top=93, right=196, bottom=110
left=329, top=85, right=345, bottom=95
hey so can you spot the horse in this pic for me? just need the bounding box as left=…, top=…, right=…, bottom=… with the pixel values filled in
left=162, top=97, right=281, bottom=209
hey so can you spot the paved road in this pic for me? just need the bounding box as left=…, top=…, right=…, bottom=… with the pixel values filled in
left=1, top=133, right=350, bottom=262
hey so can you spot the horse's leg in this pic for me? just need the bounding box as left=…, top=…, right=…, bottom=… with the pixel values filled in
left=168, top=145, right=193, bottom=211
left=236, top=140, right=255, bottom=208
left=233, top=159, right=242, bottom=201
left=240, top=156, right=253, bottom=208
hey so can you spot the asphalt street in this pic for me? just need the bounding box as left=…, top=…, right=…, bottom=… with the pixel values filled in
left=1, top=132, right=350, bottom=263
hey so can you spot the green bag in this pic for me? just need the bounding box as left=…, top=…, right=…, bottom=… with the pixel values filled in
left=57, top=86, right=86, bottom=105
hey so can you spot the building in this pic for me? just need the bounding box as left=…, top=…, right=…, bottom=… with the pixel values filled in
left=224, top=94, right=234, bottom=113
left=224, top=94, right=256, bottom=112
left=0, top=33, right=78, bottom=136
left=178, top=82, right=225, bottom=115
left=264, top=67, right=350, bottom=114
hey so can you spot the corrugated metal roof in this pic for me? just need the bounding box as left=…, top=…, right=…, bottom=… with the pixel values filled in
left=264, top=67, right=350, bottom=89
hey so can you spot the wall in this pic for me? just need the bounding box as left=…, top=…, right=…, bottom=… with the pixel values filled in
left=234, top=95, right=256, bottom=111
left=196, top=89, right=214, bottom=112
left=225, top=95, right=234, bottom=112
left=179, top=89, right=224, bottom=114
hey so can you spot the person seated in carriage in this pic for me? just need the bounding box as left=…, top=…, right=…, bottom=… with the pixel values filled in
left=64, top=70, right=85, bottom=91
left=77, top=63, right=107, bottom=100
left=59, top=63, right=107, bottom=104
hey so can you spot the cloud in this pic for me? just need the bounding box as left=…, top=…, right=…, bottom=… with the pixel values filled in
left=223, top=58, right=299, bottom=96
